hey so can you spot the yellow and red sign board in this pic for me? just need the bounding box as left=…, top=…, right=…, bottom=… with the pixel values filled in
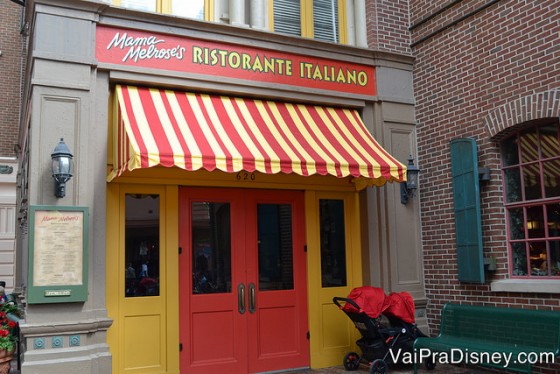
left=96, top=25, right=376, bottom=97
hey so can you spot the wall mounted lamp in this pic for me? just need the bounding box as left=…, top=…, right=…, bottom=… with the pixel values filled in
left=51, top=138, right=73, bottom=198
left=400, top=155, right=420, bottom=205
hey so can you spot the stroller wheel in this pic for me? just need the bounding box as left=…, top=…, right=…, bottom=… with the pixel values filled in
left=370, top=359, right=388, bottom=374
left=342, top=352, right=361, bottom=371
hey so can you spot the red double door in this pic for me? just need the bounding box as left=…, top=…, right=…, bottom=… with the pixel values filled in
left=179, top=187, right=309, bottom=373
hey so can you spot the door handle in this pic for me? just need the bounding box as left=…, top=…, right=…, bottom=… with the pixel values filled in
left=238, top=283, right=246, bottom=314
left=248, top=283, right=256, bottom=314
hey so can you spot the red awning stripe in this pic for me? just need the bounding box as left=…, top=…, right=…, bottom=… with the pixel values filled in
left=109, top=85, right=406, bottom=188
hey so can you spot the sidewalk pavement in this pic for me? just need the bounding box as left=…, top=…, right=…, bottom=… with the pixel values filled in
left=287, top=363, right=491, bottom=373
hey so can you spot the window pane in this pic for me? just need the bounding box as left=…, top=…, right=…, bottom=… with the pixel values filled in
left=120, top=0, right=156, bottom=12
left=508, top=207, right=525, bottom=240
left=192, top=202, right=232, bottom=294
left=313, top=0, right=339, bottom=43
left=539, top=125, right=560, bottom=159
left=529, top=241, right=547, bottom=276
left=504, top=167, right=522, bottom=203
left=511, top=242, right=528, bottom=276
left=526, top=206, right=544, bottom=239
left=501, top=135, right=519, bottom=167
left=543, top=160, right=560, bottom=198
left=523, top=164, right=542, bottom=200
left=125, top=194, right=160, bottom=297
left=550, top=240, right=560, bottom=276
left=320, top=199, right=347, bottom=287
left=171, top=0, right=204, bottom=19
left=258, top=204, right=294, bottom=291
left=273, top=0, right=301, bottom=37
left=519, top=131, right=539, bottom=163
left=546, top=203, right=560, bottom=238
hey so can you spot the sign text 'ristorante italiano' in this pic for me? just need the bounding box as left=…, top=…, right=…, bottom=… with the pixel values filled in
left=96, top=25, right=375, bottom=96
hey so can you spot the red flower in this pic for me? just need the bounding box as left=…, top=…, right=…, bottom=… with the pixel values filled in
left=0, top=330, right=9, bottom=338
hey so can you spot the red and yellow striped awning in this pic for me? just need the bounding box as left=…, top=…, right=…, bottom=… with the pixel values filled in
left=108, top=85, right=406, bottom=189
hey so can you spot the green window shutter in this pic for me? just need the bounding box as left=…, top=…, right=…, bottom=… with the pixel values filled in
left=450, top=138, right=485, bottom=283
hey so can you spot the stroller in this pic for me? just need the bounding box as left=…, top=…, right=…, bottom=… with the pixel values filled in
left=333, top=286, right=435, bottom=374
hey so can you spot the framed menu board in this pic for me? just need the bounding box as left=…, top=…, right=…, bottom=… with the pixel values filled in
left=28, top=206, right=89, bottom=304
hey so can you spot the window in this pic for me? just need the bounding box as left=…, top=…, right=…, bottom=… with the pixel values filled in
left=502, top=120, right=560, bottom=278
left=125, top=194, right=160, bottom=297
left=312, top=0, right=340, bottom=42
left=258, top=204, right=294, bottom=290
left=104, top=0, right=350, bottom=43
left=271, top=0, right=345, bottom=43
left=319, top=199, right=347, bottom=287
left=106, top=0, right=209, bottom=21
left=191, top=202, right=231, bottom=294
left=119, top=0, right=156, bottom=12
left=166, top=0, right=206, bottom=19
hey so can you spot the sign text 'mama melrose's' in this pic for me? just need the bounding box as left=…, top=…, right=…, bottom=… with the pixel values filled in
left=96, top=25, right=376, bottom=97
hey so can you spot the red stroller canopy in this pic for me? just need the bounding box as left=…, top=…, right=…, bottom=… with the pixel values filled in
left=384, top=292, right=415, bottom=324
left=342, top=286, right=388, bottom=318
left=341, top=286, right=416, bottom=324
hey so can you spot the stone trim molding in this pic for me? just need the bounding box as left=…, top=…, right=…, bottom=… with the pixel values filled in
left=491, top=279, right=560, bottom=294
left=484, top=89, right=560, bottom=141
left=19, top=317, right=112, bottom=337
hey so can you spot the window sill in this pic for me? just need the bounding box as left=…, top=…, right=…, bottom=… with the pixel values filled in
left=490, top=279, right=560, bottom=294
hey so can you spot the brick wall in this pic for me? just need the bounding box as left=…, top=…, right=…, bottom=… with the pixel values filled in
left=366, top=0, right=412, bottom=55
left=0, top=0, right=24, bottom=157
left=408, top=0, right=560, bottom=372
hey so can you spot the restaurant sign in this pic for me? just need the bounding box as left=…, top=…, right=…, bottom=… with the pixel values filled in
left=96, top=25, right=376, bottom=96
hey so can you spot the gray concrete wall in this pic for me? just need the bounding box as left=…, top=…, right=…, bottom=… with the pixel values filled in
left=20, top=2, right=111, bottom=373
left=365, top=59, right=427, bottom=331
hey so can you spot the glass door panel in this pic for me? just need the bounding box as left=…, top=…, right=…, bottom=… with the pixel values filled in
left=319, top=199, right=347, bottom=287
left=257, top=204, right=294, bottom=291
left=125, top=194, right=160, bottom=297
left=191, top=202, right=232, bottom=294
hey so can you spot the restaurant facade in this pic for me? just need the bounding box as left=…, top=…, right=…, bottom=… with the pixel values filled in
left=15, top=0, right=424, bottom=373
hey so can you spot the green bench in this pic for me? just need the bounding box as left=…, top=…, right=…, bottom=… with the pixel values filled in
left=413, top=303, right=560, bottom=373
